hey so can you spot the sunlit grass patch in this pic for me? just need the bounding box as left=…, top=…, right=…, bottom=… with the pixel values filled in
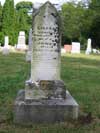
left=0, top=52, right=100, bottom=132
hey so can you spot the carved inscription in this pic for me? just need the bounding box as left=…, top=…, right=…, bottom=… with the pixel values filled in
left=31, top=2, right=61, bottom=81
left=33, top=26, right=59, bottom=56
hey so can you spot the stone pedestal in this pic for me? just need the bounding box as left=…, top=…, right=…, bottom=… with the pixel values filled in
left=14, top=89, right=78, bottom=124
left=14, top=2, right=79, bottom=124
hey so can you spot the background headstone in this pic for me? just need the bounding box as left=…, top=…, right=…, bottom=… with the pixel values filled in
left=93, top=48, right=100, bottom=54
left=16, top=31, right=27, bottom=50
left=61, top=48, right=66, bottom=54
left=71, top=42, right=80, bottom=54
left=26, top=28, right=32, bottom=62
left=4, top=36, right=9, bottom=47
left=64, top=44, right=72, bottom=53
left=2, top=36, right=10, bottom=55
left=85, top=38, right=92, bottom=55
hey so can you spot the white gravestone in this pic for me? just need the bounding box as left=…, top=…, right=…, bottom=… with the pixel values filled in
left=14, top=2, right=79, bottom=124
left=4, top=36, right=9, bottom=47
left=16, top=31, right=27, bottom=50
left=61, top=48, right=66, bottom=54
left=71, top=42, right=80, bottom=54
left=25, top=2, right=62, bottom=99
left=93, top=49, right=100, bottom=54
left=26, top=28, right=32, bottom=62
left=2, top=36, right=10, bottom=55
left=85, top=38, right=92, bottom=55
left=31, top=8, right=61, bottom=82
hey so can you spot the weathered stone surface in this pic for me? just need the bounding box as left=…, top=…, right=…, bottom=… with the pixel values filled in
left=25, top=80, right=66, bottom=100
left=14, top=1, right=79, bottom=124
left=14, top=90, right=78, bottom=124
left=31, top=2, right=61, bottom=81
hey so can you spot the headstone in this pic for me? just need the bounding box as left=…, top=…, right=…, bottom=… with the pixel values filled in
left=16, top=31, right=27, bottom=50
left=2, top=36, right=10, bottom=55
left=31, top=13, right=61, bottom=81
left=26, top=28, right=32, bottom=62
left=71, top=42, right=80, bottom=54
left=93, top=48, right=100, bottom=54
left=64, top=44, right=72, bottom=53
left=4, top=36, right=9, bottom=47
left=92, top=49, right=97, bottom=54
left=14, top=2, right=79, bottom=124
left=85, top=38, right=92, bottom=55
left=61, top=48, right=66, bottom=54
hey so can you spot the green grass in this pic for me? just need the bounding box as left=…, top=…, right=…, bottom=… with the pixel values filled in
left=0, top=52, right=100, bottom=133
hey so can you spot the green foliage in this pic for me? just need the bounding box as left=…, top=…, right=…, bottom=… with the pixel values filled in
left=0, top=2, right=2, bottom=30
left=61, top=0, right=100, bottom=47
left=61, top=3, right=81, bottom=41
left=16, top=1, right=32, bottom=44
left=0, top=32, right=4, bottom=44
left=0, top=0, right=99, bottom=47
left=0, top=2, right=3, bottom=44
left=16, top=9, right=28, bottom=31
left=89, top=0, right=100, bottom=47
left=0, top=0, right=32, bottom=45
left=16, top=1, right=33, bottom=11
left=2, top=0, right=16, bottom=45
left=61, top=2, right=93, bottom=46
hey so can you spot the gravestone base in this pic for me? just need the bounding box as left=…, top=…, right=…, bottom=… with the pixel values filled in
left=16, top=44, right=27, bottom=51
left=2, top=47, right=10, bottom=55
left=14, top=90, right=79, bottom=124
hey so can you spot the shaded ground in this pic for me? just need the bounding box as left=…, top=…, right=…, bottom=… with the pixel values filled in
left=0, top=53, right=100, bottom=133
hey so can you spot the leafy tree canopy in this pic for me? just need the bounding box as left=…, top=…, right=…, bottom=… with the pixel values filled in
left=89, top=0, right=100, bottom=47
left=16, top=1, right=33, bottom=11
left=61, top=2, right=87, bottom=44
left=2, top=0, right=16, bottom=45
left=15, top=1, right=32, bottom=44
left=0, top=2, right=2, bottom=29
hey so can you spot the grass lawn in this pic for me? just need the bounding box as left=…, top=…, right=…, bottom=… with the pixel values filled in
left=0, top=52, right=100, bottom=133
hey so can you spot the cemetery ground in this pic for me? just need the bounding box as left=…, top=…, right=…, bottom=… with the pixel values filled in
left=0, top=52, right=100, bottom=133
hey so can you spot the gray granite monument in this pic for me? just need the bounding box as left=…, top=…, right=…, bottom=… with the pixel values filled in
left=14, top=2, right=79, bottom=124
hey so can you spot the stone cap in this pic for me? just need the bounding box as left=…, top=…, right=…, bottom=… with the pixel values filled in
left=19, top=31, right=25, bottom=36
